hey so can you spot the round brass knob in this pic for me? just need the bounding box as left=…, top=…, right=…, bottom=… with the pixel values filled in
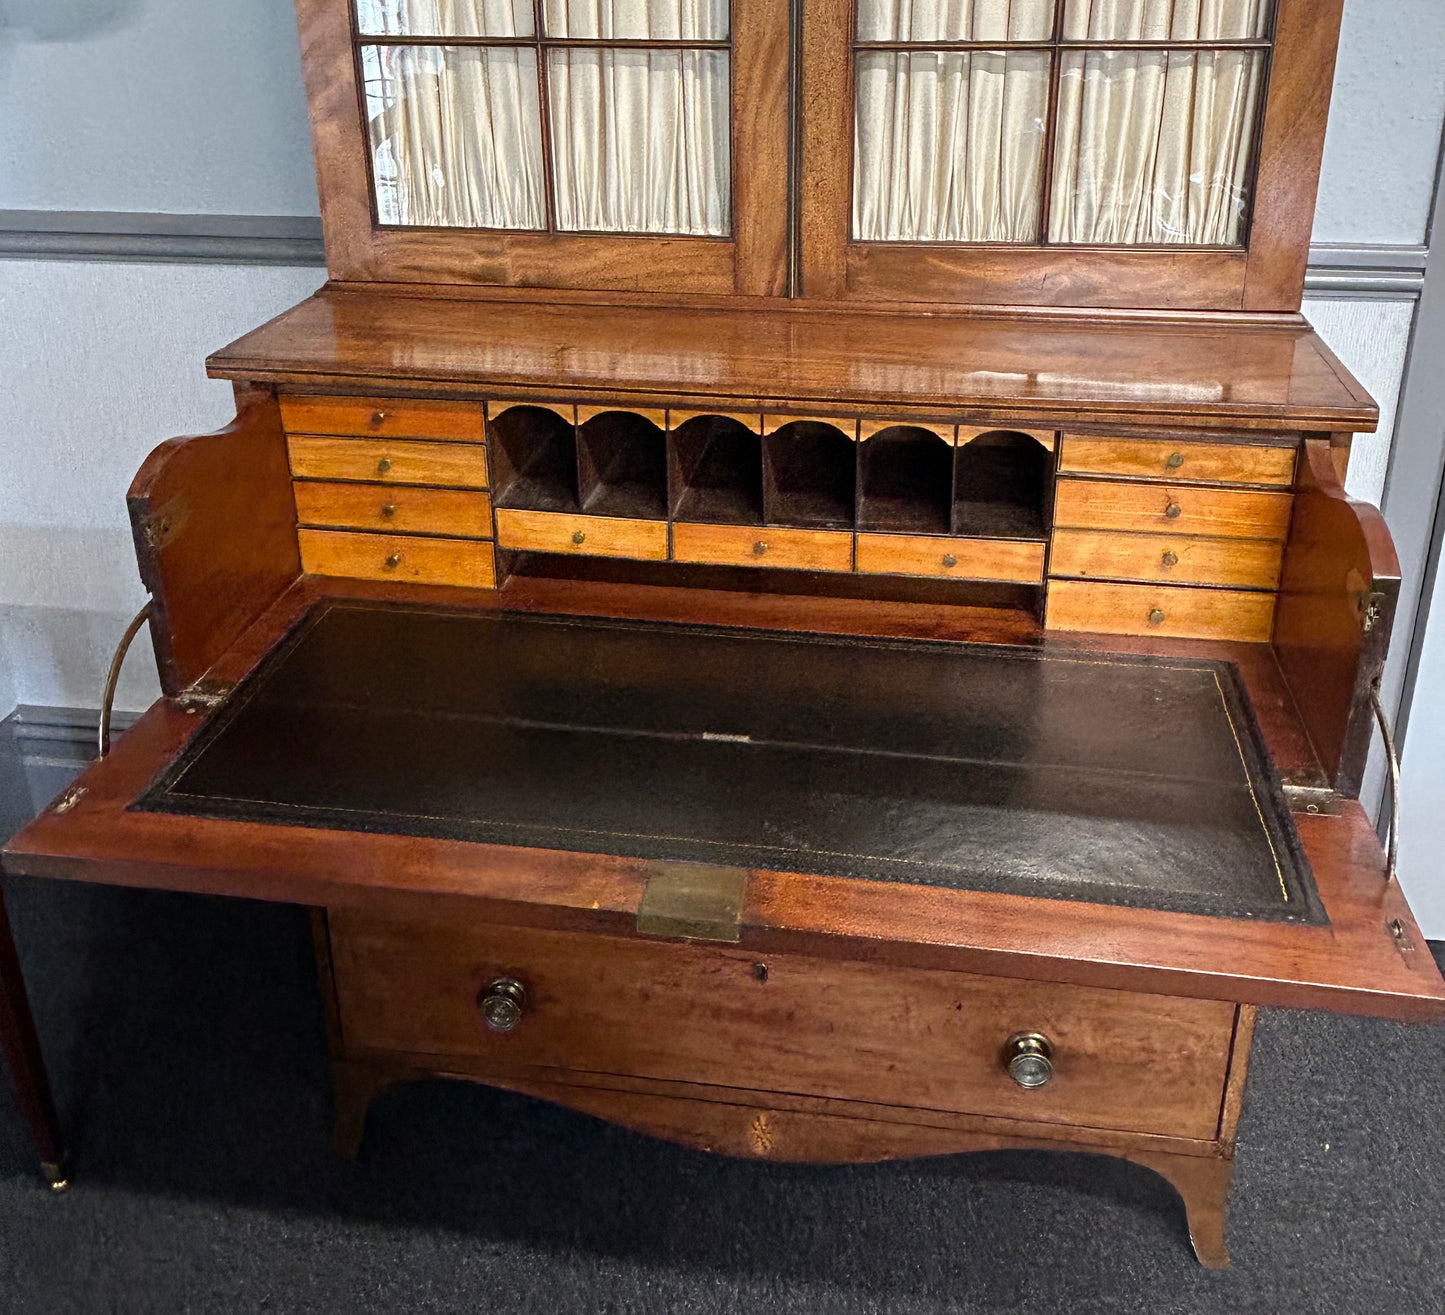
left=753, top=541, right=769, bottom=556
left=480, top=978, right=527, bottom=1034
left=1165, top=502, right=1182, bottom=520
left=1166, top=451, right=1185, bottom=469
left=376, top=457, right=392, bottom=475
left=571, top=530, right=586, bottom=545
left=941, top=554, right=958, bottom=569
left=380, top=503, right=397, bottom=519
left=383, top=553, right=402, bottom=571
left=1161, top=550, right=1179, bottom=568
left=1005, top=1033, right=1054, bottom=1089
left=370, top=411, right=387, bottom=428
left=1148, top=608, right=1166, bottom=625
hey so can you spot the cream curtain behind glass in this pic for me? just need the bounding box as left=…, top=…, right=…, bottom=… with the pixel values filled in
left=356, top=0, right=535, bottom=35
left=1050, top=0, right=1270, bottom=244
left=853, top=2, right=1051, bottom=242
left=543, top=0, right=728, bottom=39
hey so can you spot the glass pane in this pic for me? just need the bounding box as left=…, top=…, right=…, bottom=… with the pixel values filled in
left=1049, top=49, right=1266, bottom=245
left=355, top=0, right=535, bottom=37
left=362, top=45, right=547, bottom=229
left=853, top=50, right=1049, bottom=242
left=548, top=49, right=731, bottom=235
left=1062, top=0, right=1273, bottom=41
left=543, top=0, right=729, bottom=40
left=857, top=0, right=1054, bottom=43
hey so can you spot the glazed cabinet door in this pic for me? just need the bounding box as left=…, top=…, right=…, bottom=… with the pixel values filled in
left=799, top=0, right=1343, bottom=310
left=297, top=0, right=789, bottom=295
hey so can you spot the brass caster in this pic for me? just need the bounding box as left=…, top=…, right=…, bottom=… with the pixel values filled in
left=41, top=1161, right=71, bottom=1193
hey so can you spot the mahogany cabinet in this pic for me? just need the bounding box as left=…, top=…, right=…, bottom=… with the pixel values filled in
left=4, top=0, right=1443, bottom=1271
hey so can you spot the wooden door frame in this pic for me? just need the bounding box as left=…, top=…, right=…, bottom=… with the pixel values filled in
left=294, top=0, right=789, bottom=296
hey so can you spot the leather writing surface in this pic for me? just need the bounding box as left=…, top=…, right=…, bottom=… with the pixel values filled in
left=140, top=602, right=1321, bottom=924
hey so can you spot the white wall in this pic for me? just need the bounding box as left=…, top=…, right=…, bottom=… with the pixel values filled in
left=1400, top=569, right=1445, bottom=935
left=0, top=261, right=323, bottom=711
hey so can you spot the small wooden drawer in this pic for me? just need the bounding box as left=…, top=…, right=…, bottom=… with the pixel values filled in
left=1049, top=529, right=1284, bottom=590
left=280, top=395, right=484, bottom=442
left=288, top=436, right=489, bottom=489
left=673, top=523, right=853, bottom=573
left=328, top=910, right=1237, bottom=1141
left=856, top=533, right=1045, bottom=583
left=1046, top=580, right=1277, bottom=642
left=1060, top=436, right=1295, bottom=486
left=1054, top=478, right=1292, bottom=540
left=298, top=529, right=496, bottom=589
left=294, top=482, right=493, bottom=539
left=495, top=509, right=668, bottom=560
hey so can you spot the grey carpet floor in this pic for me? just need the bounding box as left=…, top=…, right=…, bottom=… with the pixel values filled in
left=2, top=873, right=1443, bottom=1314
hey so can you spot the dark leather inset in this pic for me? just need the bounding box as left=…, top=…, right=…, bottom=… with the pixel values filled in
left=138, top=602, right=1322, bottom=924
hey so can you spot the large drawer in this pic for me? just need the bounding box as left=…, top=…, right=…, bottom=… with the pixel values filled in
left=855, top=533, right=1045, bottom=583
left=289, top=435, right=489, bottom=489
left=328, top=911, right=1237, bottom=1141
left=673, top=522, right=853, bottom=572
left=298, top=528, right=496, bottom=588
left=1054, top=478, right=1293, bottom=540
left=1046, top=579, right=1277, bottom=642
left=495, top=509, right=669, bottom=560
left=294, top=481, right=493, bottom=538
left=1049, top=529, right=1283, bottom=589
left=280, top=394, right=485, bottom=442
left=1059, top=436, right=1296, bottom=486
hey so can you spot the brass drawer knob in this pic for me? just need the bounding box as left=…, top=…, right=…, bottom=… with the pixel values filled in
left=571, top=530, right=587, bottom=545
left=1166, top=451, right=1185, bottom=469
left=370, top=410, right=387, bottom=428
left=1164, top=502, right=1182, bottom=519
left=941, top=554, right=958, bottom=569
left=383, top=553, right=402, bottom=571
left=1160, top=550, right=1179, bottom=568
left=380, top=503, right=397, bottom=519
left=1005, top=1033, right=1054, bottom=1089
left=753, top=541, right=769, bottom=557
left=376, top=457, right=392, bottom=475
left=480, top=978, right=527, bottom=1034
left=1148, top=608, right=1166, bottom=625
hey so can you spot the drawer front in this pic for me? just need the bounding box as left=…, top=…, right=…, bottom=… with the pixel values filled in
left=288, top=435, right=489, bottom=489
left=1060, top=436, right=1295, bottom=486
left=280, top=394, right=484, bottom=442
left=294, top=481, right=493, bottom=538
left=856, top=533, right=1045, bottom=583
left=1049, top=529, right=1283, bottom=589
left=495, top=509, right=668, bottom=560
left=1054, top=478, right=1292, bottom=540
left=1046, top=579, right=1276, bottom=642
left=298, top=528, right=496, bottom=588
left=330, top=911, right=1236, bottom=1140
left=673, top=522, right=853, bottom=572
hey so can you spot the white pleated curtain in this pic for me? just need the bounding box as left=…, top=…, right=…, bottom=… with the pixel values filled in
left=358, top=0, right=730, bottom=235
left=853, top=0, right=1273, bottom=246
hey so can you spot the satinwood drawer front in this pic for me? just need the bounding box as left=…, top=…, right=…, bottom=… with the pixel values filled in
left=495, top=509, right=668, bottom=560
left=855, top=533, right=1045, bottom=583
left=294, top=481, right=493, bottom=538
left=1046, top=579, right=1276, bottom=642
left=288, top=436, right=489, bottom=489
left=1050, top=530, right=1284, bottom=589
left=1054, top=478, right=1292, bottom=540
left=298, top=529, right=496, bottom=588
left=673, top=523, right=852, bottom=573
left=1059, top=437, right=1295, bottom=486
left=280, top=394, right=485, bottom=443
left=328, top=911, right=1237, bottom=1141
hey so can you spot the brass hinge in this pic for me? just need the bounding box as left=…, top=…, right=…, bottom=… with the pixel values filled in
left=1358, top=591, right=1387, bottom=634
left=173, top=678, right=235, bottom=714
left=1282, top=784, right=1343, bottom=816
left=636, top=862, right=749, bottom=944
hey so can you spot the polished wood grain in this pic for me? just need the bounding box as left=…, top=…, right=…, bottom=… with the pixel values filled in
left=330, top=909, right=1235, bottom=1139
left=1275, top=440, right=1400, bottom=798
left=207, top=290, right=1380, bottom=435
left=1049, top=530, right=1284, bottom=590
left=1059, top=438, right=1296, bottom=486
left=293, top=482, right=492, bottom=538
left=1054, top=479, right=1293, bottom=540
left=298, top=528, right=497, bottom=588
left=673, top=522, right=853, bottom=573
left=495, top=509, right=669, bottom=560
left=856, top=533, right=1045, bottom=584
left=7, top=573, right=1442, bottom=1022
left=287, top=435, right=489, bottom=489
left=860, top=418, right=954, bottom=443
left=1046, top=580, right=1277, bottom=643
left=763, top=414, right=857, bottom=437
left=960, top=425, right=1056, bottom=450
left=577, top=403, right=667, bottom=428
left=279, top=394, right=483, bottom=442
left=127, top=389, right=301, bottom=695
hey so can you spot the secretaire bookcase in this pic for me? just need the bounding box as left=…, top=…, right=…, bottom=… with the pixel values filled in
left=4, top=0, right=1442, bottom=1268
